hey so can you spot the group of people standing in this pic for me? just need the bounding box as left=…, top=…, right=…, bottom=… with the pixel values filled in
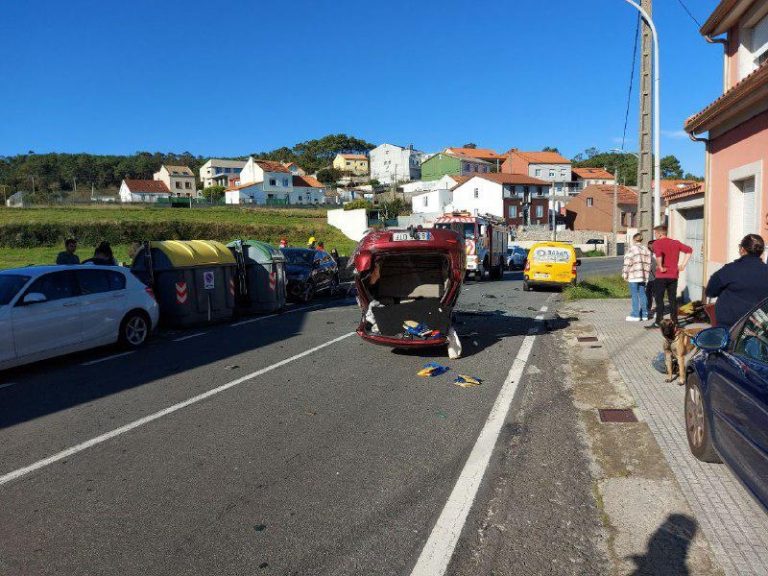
left=622, top=225, right=768, bottom=330
left=55, top=238, right=119, bottom=266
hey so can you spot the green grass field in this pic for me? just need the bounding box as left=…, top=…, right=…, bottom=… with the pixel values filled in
left=0, top=205, right=357, bottom=269
left=563, top=275, right=630, bottom=300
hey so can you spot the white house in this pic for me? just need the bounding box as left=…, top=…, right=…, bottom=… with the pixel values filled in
left=450, top=173, right=550, bottom=220
left=290, top=175, right=325, bottom=204
left=282, top=162, right=306, bottom=176
left=369, top=143, right=425, bottom=184
left=153, top=165, right=197, bottom=196
left=412, top=189, right=452, bottom=214
left=199, top=159, right=247, bottom=188
left=119, top=179, right=170, bottom=203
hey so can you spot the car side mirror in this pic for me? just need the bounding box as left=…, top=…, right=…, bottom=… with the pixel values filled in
left=694, top=327, right=729, bottom=352
left=575, top=259, right=582, bottom=267
left=23, top=292, right=47, bottom=305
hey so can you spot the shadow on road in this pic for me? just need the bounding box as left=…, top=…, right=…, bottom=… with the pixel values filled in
left=0, top=295, right=356, bottom=430
left=629, top=513, right=698, bottom=576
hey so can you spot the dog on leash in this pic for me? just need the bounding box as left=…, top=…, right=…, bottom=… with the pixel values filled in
left=660, top=319, right=694, bottom=385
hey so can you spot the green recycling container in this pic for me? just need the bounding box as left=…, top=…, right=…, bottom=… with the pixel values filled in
left=228, top=240, right=287, bottom=314
left=132, top=240, right=237, bottom=327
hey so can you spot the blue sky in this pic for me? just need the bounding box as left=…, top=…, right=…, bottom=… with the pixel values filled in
left=0, top=0, right=722, bottom=175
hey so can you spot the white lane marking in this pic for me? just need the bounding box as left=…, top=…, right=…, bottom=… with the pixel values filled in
left=539, top=305, right=548, bottom=312
left=0, top=331, right=355, bottom=488
left=81, top=352, right=134, bottom=366
left=230, top=303, right=325, bottom=327
left=410, top=326, right=540, bottom=576
left=173, top=332, right=206, bottom=342
left=0, top=382, right=19, bottom=390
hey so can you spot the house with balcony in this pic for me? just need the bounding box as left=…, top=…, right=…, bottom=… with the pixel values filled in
left=450, top=173, right=550, bottom=226
left=332, top=153, right=369, bottom=176
left=684, top=0, right=768, bottom=292
left=564, top=184, right=637, bottom=232
left=369, top=143, right=425, bottom=184
left=199, top=159, right=247, bottom=188
left=421, top=152, right=493, bottom=181
left=153, top=165, right=197, bottom=197
left=502, top=150, right=577, bottom=196
left=225, top=158, right=294, bottom=205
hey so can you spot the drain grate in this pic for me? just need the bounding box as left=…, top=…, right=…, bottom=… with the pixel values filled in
left=598, top=408, right=638, bottom=423
left=577, top=336, right=599, bottom=342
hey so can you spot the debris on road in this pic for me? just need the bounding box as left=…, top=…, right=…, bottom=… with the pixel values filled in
left=417, top=362, right=450, bottom=377
left=447, top=326, right=463, bottom=359
left=224, top=365, right=240, bottom=370
left=454, top=375, right=482, bottom=388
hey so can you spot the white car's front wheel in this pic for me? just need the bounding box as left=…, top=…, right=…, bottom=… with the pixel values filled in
left=120, top=311, right=150, bottom=349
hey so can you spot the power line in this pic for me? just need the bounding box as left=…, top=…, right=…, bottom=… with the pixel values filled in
left=621, top=15, right=641, bottom=152
left=675, top=0, right=702, bottom=29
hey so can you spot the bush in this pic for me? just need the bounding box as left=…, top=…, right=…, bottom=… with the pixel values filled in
left=343, top=199, right=372, bottom=211
left=583, top=250, right=606, bottom=257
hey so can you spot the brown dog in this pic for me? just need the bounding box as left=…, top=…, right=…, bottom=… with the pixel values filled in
left=661, top=319, right=694, bottom=385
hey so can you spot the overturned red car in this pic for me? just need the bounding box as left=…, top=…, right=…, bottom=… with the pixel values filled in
left=353, top=227, right=465, bottom=348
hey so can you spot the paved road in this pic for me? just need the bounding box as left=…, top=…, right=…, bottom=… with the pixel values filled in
left=578, top=256, right=624, bottom=279
left=0, top=261, right=621, bottom=575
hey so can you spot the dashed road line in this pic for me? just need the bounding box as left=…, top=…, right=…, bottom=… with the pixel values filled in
left=81, top=351, right=135, bottom=366
left=173, top=332, right=207, bottom=342
left=230, top=303, right=325, bottom=327
left=0, top=331, right=355, bottom=488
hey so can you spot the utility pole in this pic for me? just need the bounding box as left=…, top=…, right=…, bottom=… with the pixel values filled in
left=636, top=0, right=653, bottom=239
left=613, top=168, right=619, bottom=256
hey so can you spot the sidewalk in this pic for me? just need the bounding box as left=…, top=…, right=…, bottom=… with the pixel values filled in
left=568, top=299, right=768, bottom=576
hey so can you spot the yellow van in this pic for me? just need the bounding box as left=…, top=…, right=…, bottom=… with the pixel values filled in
left=523, top=241, right=581, bottom=291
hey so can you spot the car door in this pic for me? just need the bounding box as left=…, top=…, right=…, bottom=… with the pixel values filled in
left=11, top=270, right=82, bottom=358
left=76, top=269, right=127, bottom=344
left=0, top=274, right=32, bottom=365
left=313, top=251, right=328, bottom=289
left=707, top=302, right=768, bottom=505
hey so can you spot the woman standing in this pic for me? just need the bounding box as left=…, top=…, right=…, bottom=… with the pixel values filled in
left=622, top=233, right=652, bottom=321
left=705, top=234, right=768, bottom=330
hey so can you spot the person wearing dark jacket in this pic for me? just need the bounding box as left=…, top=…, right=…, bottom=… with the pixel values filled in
left=705, top=234, right=768, bottom=329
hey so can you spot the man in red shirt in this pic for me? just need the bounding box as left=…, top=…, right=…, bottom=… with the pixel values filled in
left=646, top=225, right=693, bottom=328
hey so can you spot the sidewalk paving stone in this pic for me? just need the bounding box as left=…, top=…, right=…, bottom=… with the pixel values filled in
left=574, top=299, right=768, bottom=576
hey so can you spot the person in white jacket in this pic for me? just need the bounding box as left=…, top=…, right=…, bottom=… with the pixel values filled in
left=622, top=233, right=652, bottom=321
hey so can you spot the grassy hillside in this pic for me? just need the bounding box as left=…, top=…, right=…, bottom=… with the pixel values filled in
left=0, top=206, right=357, bottom=269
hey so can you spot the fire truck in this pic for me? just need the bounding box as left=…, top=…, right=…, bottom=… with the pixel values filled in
left=434, top=212, right=508, bottom=280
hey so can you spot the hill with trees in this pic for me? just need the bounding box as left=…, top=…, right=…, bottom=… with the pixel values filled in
left=570, top=148, right=701, bottom=186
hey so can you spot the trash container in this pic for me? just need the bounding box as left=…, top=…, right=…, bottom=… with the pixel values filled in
left=132, top=240, right=237, bottom=327
left=228, top=240, right=286, bottom=313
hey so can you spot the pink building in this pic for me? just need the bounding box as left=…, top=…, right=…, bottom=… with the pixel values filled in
left=685, top=0, right=768, bottom=289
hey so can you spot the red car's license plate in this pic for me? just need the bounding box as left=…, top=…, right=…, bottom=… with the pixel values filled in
left=392, top=231, right=431, bottom=241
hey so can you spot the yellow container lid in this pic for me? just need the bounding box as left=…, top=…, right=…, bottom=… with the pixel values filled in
left=152, top=240, right=236, bottom=267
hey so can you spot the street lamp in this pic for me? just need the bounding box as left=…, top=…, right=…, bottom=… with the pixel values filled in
left=622, top=0, right=661, bottom=226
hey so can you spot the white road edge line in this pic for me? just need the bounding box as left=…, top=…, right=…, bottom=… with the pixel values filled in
left=410, top=327, right=539, bottom=576
left=0, top=331, right=355, bottom=488
left=230, top=303, right=325, bottom=327
left=173, top=332, right=207, bottom=342
left=0, top=382, right=19, bottom=390
left=81, top=351, right=135, bottom=366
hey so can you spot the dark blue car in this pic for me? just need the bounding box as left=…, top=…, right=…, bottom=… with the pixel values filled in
left=687, top=299, right=768, bottom=512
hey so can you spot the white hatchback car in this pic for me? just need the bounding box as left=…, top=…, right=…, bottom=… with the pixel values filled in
left=0, top=265, right=160, bottom=370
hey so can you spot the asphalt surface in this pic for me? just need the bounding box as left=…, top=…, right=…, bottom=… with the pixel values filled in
left=0, top=258, right=620, bottom=576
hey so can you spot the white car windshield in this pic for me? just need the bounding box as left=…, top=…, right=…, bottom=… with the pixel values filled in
left=0, top=274, right=30, bottom=305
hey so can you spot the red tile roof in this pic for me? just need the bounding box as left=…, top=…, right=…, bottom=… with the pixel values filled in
left=577, top=184, right=637, bottom=205
left=292, top=175, right=324, bottom=188
left=254, top=160, right=291, bottom=173
left=505, top=150, right=571, bottom=164
left=123, top=179, right=170, bottom=194
left=445, top=147, right=506, bottom=161
left=685, top=62, right=768, bottom=134
left=225, top=181, right=261, bottom=191
left=460, top=173, right=550, bottom=186
left=665, top=182, right=704, bottom=204
left=572, top=167, right=615, bottom=180
left=655, top=179, right=702, bottom=198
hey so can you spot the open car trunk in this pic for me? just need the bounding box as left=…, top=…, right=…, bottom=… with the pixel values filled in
left=359, top=253, right=454, bottom=344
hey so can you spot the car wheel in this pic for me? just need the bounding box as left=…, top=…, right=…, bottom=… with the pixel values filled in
left=301, top=282, right=315, bottom=303
left=120, top=311, right=150, bottom=349
left=685, top=377, right=720, bottom=463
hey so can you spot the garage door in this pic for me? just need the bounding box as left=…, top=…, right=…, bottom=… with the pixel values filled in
left=683, top=207, right=704, bottom=301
